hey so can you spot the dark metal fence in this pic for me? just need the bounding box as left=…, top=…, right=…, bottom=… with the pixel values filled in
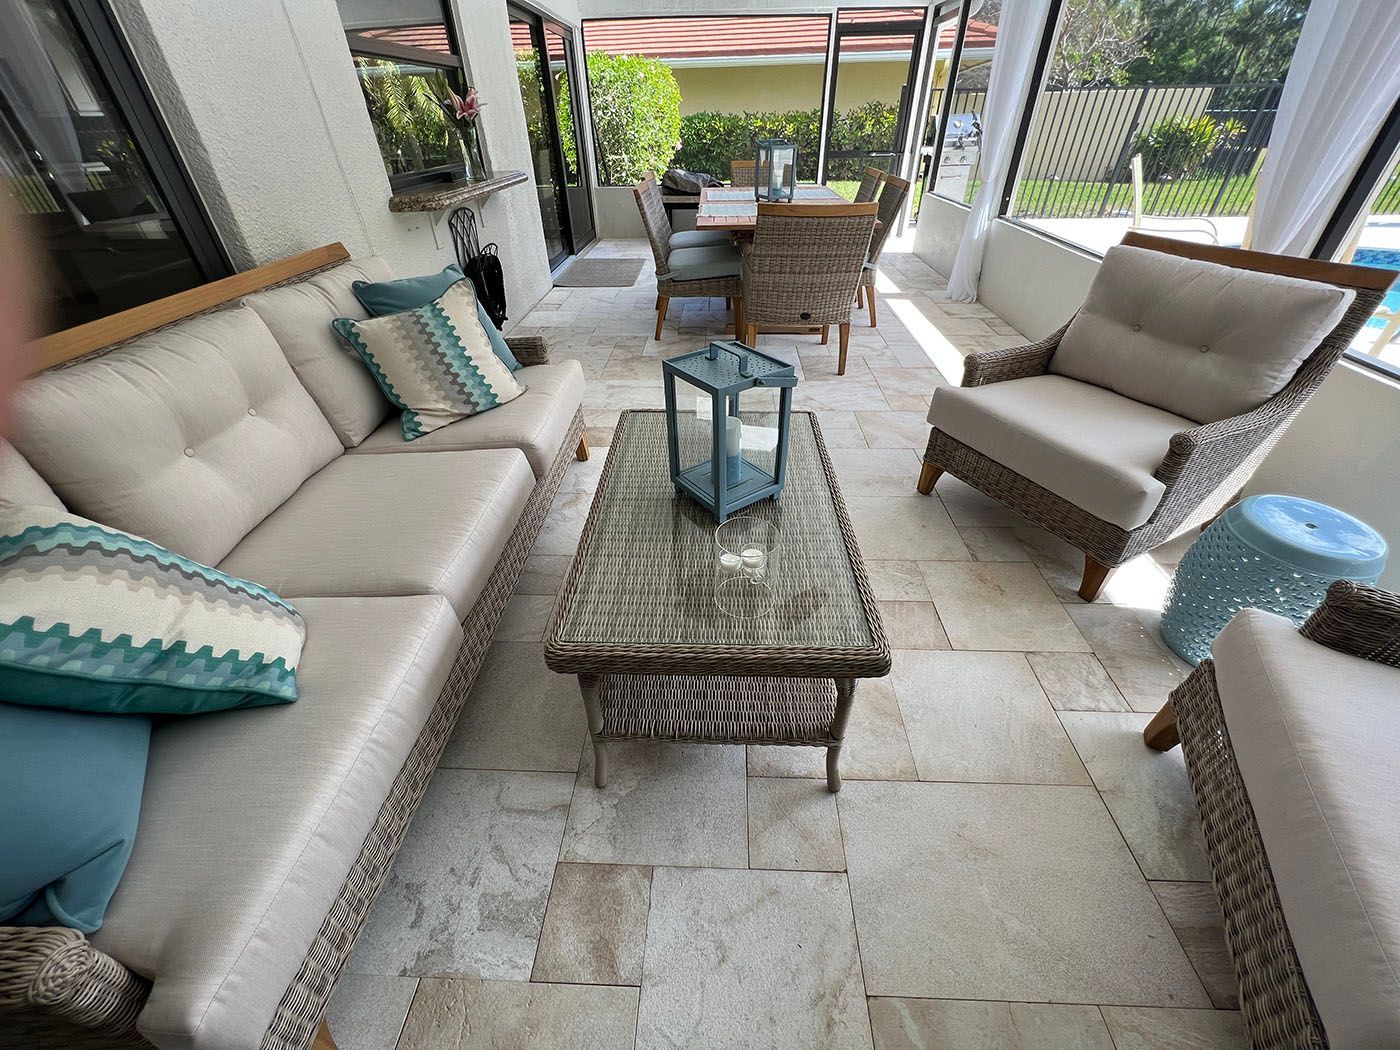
left=928, top=80, right=1284, bottom=220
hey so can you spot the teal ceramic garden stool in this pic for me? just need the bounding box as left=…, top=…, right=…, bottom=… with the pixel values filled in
left=1160, top=494, right=1387, bottom=664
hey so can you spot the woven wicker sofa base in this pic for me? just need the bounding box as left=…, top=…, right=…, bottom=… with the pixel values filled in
left=1171, top=662, right=1328, bottom=1050
left=1, top=406, right=585, bottom=1050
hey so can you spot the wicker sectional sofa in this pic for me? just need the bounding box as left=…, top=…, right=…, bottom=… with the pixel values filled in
left=0, top=245, right=586, bottom=1050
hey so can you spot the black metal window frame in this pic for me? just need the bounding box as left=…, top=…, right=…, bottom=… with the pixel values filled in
left=579, top=12, right=836, bottom=188
left=821, top=7, right=928, bottom=185
left=922, top=0, right=971, bottom=202
left=1311, top=96, right=1400, bottom=382
left=343, top=5, right=476, bottom=191
left=64, top=0, right=230, bottom=283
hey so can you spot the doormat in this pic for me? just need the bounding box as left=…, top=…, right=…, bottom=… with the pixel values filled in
left=555, top=258, right=645, bottom=288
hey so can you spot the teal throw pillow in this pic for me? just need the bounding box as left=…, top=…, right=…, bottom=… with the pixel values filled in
left=351, top=265, right=522, bottom=372
left=0, top=703, right=150, bottom=933
left=0, top=506, right=306, bottom=715
left=333, top=280, right=527, bottom=441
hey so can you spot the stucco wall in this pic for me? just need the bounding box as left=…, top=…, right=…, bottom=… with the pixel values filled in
left=109, top=0, right=571, bottom=325
left=913, top=207, right=1400, bottom=589
left=670, top=59, right=909, bottom=115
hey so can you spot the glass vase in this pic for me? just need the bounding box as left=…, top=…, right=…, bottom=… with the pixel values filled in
left=460, top=124, right=487, bottom=182
left=714, top=516, right=780, bottom=618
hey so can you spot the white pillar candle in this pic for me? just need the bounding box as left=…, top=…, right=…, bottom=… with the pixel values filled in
left=740, top=547, right=766, bottom=572
left=718, top=551, right=743, bottom=573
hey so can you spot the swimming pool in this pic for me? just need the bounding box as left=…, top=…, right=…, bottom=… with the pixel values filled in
left=1351, top=247, right=1400, bottom=330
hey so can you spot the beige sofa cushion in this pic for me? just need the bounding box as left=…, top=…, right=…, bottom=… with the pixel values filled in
left=242, top=257, right=394, bottom=446
left=351, top=360, right=584, bottom=478
left=219, top=449, right=533, bottom=620
left=0, top=438, right=61, bottom=509
left=928, top=374, right=1191, bottom=530
left=13, top=305, right=341, bottom=565
left=1213, top=609, right=1400, bottom=1048
left=90, top=594, right=462, bottom=1050
left=1050, top=245, right=1355, bottom=423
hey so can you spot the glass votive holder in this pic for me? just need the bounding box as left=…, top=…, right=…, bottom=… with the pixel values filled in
left=714, top=516, right=780, bottom=618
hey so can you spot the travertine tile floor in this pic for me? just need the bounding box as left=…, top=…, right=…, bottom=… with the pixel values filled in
left=329, top=239, right=1244, bottom=1049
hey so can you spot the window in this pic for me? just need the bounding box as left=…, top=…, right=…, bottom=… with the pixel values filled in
left=1004, top=0, right=1311, bottom=255
left=1317, top=100, right=1400, bottom=380
left=581, top=14, right=833, bottom=186
left=0, top=0, right=228, bottom=334
left=923, top=0, right=1001, bottom=206
left=336, top=0, right=473, bottom=187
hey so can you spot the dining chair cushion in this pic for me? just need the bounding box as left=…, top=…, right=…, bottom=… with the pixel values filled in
left=670, top=230, right=731, bottom=250
left=1051, top=244, right=1355, bottom=424
left=928, top=374, right=1194, bottom=530
left=664, top=244, right=741, bottom=283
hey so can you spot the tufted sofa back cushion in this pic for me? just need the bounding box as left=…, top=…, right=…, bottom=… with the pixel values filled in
left=242, top=257, right=395, bottom=446
left=1050, top=245, right=1355, bottom=424
left=13, top=305, right=342, bottom=566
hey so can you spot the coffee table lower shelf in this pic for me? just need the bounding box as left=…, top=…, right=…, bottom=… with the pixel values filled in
left=575, top=672, right=857, bottom=792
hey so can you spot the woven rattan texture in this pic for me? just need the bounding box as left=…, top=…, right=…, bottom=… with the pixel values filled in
left=922, top=287, right=1384, bottom=569
left=1171, top=661, right=1329, bottom=1050
left=546, top=410, right=888, bottom=678
left=599, top=674, right=839, bottom=743
left=0, top=408, right=585, bottom=1050
left=742, top=209, right=875, bottom=328
left=1299, top=579, right=1400, bottom=666
left=636, top=178, right=741, bottom=301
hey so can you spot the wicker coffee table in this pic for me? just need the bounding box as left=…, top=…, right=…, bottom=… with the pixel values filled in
left=544, top=409, right=889, bottom=792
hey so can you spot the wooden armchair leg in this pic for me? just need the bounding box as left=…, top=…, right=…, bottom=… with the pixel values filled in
left=820, top=324, right=830, bottom=345
left=867, top=286, right=878, bottom=327
left=856, top=285, right=865, bottom=308
left=916, top=461, right=943, bottom=495
left=1078, top=556, right=1114, bottom=602
left=313, top=1019, right=341, bottom=1050
left=654, top=296, right=669, bottom=341
left=1143, top=701, right=1180, bottom=751
left=575, top=434, right=590, bottom=461
left=837, top=323, right=850, bottom=376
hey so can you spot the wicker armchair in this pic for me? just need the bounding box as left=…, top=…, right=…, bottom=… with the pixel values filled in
left=855, top=172, right=910, bottom=328
left=633, top=174, right=742, bottom=341
left=916, top=232, right=1394, bottom=601
left=853, top=166, right=883, bottom=204
left=1143, top=581, right=1400, bottom=1049
left=740, top=201, right=877, bottom=374
left=637, top=173, right=730, bottom=252
left=730, top=158, right=756, bottom=187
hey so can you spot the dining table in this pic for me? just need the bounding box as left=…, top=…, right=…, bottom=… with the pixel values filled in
left=694, top=184, right=849, bottom=232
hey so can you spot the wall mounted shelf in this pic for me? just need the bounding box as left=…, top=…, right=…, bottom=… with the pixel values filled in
left=388, top=170, right=529, bottom=214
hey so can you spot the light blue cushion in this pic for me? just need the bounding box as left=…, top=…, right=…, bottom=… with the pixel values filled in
left=0, top=505, right=306, bottom=715
left=0, top=703, right=150, bottom=933
left=665, top=245, right=741, bottom=283
left=670, top=229, right=732, bottom=250
left=350, top=265, right=521, bottom=372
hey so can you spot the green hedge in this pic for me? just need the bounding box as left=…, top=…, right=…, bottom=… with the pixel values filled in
left=669, top=101, right=901, bottom=184
left=567, top=53, right=681, bottom=185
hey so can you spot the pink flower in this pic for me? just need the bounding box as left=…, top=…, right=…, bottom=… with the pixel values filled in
left=443, top=86, right=481, bottom=124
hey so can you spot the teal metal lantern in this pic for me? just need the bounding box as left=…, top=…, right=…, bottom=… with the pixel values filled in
left=662, top=341, right=798, bottom=522
left=755, top=138, right=798, bottom=202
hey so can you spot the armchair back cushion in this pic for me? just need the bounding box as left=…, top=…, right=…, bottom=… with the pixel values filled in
left=242, top=257, right=395, bottom=446
left=1051, top=245, right=1355, bottom=423
left=0, top=439, right=61, bottom=509
left=13, top=305, right=342, bottom=566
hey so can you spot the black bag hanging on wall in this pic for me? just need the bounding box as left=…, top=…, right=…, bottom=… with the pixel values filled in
left=448, top=206, right=508, bottom=328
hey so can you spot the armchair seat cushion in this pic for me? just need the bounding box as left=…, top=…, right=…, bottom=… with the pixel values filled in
left=1212, top=609, right=1400, bottom=1047
left=928, top=375, right=1193, bottom=531
left=670, top=229, right=731, bottom=250
left=350, top=361, right=583, bottom=479
left=89, top=594, right=462, bottom=1050
left=1050, top=244, right=1355, bottom=423
left=664, top=244, right=741, bottom=283
left=218, top=449, right=533, bottom=620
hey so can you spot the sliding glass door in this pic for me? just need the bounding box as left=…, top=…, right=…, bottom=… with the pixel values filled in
left=510, top=6, right=593, bottom=269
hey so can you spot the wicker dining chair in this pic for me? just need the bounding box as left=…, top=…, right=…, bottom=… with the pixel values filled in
left=638, top=172, right=731, bottom=251
left=730, top=159, right=756, bottom=187
left=855, top=172, right=911, bottom=328
left=634, top=175, right=743, bottom=341
left=740, top=201, right=877, bottom=375
left=853, top=166, right=883, bottom=204
left=915, top=231, right=1395, bottom=602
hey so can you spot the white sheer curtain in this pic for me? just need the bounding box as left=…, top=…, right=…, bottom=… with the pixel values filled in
left=1248, top=0, right=1400, bottom=257
left=944, top=0, right=1059, bottom=302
